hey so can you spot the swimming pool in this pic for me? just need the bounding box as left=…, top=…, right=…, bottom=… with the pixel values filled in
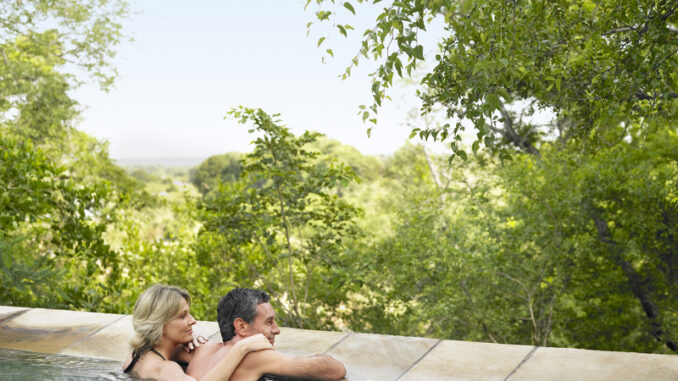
left=0, top=348, right=313, bottom=381
left=0, top=348, right=129, bottom=380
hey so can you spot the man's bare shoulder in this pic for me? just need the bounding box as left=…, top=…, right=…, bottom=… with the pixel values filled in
left=187, top=341, right=280, bottom=380
left=194, top=341, right=222, bottom=356
left=185, top=341, right=224, bottom=377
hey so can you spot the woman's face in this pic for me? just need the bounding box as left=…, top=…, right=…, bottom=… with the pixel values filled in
left=162, top=297, right=196, bottom=344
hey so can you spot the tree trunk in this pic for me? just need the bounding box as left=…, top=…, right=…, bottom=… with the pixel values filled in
left=589, top=206, right=677, bottom=352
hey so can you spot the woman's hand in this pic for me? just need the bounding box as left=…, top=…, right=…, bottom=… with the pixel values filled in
left=237, top=333, right=273, bottom=352
left=184, top=334, right=208, bottom=352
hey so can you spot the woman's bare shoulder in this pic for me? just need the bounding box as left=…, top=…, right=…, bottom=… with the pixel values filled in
left=159, top=360, right=195, bottom=380
left=125, top=353, right=170, bottom=380
left=122, top=352, right=133, bottom=370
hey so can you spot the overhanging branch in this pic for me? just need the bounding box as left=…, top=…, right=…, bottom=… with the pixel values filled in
left=635, top=91, right=678, bottom=100
left=497, top=101, right=541, bottom=157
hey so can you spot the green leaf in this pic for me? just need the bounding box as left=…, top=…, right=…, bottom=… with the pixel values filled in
left=486, top=93, right=500, bottom=110
left=496, top=87, right=510, bottom=101
left=457, top=149, right=467, bottom=160
left=460, top=0, right=473, bottom=14
left=413, top=45, right=424, bottom=60
left=316, top=10, right=332, bottom=21
left=343, top=2, right=356, bottom=15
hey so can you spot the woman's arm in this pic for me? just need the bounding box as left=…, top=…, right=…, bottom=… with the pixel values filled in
left=197, top=334, right=272, bottom=381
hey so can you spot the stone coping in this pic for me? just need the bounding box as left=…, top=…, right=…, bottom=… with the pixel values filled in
left=0, top=306, right=676, bottom=380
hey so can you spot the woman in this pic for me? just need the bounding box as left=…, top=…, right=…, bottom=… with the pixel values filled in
left=123, top=284, right=271, bottom=380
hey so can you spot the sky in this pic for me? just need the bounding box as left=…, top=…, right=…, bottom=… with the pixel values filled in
left=72, top=1, right=443, bottom=161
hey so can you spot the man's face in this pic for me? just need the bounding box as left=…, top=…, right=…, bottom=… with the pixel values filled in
left=249, top=302, right=280, bottom=345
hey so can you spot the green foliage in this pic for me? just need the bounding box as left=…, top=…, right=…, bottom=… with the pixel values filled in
left=308, top=0, right=678, bottom=157
left=1, top=0, right=128, bottom=148
left=0, top=0, right=149, bottom=313
left=190, top=152, right=243, bottom=195
left=342, top=143, right=493, bottom=340
left=1, top=0, right=128, bottom=90
left=0, top=235, right=59, bottom=307
left=345, top=188, right=467, bottom=337
left=196, top=108, right=362, bottom=328
left=3, top=0, right=677, bottom=358
left=306, top=136, right=384, bottom=181
left=338, top=133, right=677, bottom=353
left=488, top=133, right=678, bottom=352
left=0, top=0, right=140, bottom=205
left=0, top=136, right=123, bottom=310
left=303, top=1, right=677, bottom=353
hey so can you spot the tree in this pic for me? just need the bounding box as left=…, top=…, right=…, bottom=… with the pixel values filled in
left=196, top=108, right=362, bottom=328
left=490, top=133, right=678, bottom=352
left=343, top=135, right=677, bottom=353
left=307, top=0, right=677, bottom=157
left=307, top=0, right=678, bottom=353
left=306, top=136, right=384, bottom=181
left=0, top=0, right=137, bottom=311
left=190, top=152, right=243, bottom=195
left=1, top=0, right=128, bottom=139
left=342, top=143, right=471, bottom=338
left=0, top=136, right=121, bottom=310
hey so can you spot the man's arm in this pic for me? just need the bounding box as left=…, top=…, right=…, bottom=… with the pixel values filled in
left=240, top=350, right=346, bottom=380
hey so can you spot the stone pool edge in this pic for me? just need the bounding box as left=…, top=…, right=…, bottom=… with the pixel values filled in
left=1, top=306, right=676, bottom=380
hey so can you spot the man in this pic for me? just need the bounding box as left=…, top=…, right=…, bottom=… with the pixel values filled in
left=186, top=288, right=346, bottom=381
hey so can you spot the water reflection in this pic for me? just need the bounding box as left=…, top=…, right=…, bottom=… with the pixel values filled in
left=0, top=348, right=129, bottom=380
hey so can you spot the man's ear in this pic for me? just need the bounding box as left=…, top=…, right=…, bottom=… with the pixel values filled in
left=233, top=317, right=249, bottom=337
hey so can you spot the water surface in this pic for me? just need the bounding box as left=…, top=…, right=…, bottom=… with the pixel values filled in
left=0, top=348, right=129, bottom=380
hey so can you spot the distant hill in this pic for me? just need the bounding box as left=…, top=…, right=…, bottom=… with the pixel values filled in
left=114, top=157, right=208, bottom=168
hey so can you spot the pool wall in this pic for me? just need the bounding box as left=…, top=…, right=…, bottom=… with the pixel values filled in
left=0, top=305, right=676, bottom=380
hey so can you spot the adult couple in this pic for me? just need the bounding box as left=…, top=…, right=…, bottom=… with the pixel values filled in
left=122, top=285, right=346, bottom=380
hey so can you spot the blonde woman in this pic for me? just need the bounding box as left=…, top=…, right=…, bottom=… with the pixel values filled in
left=123, top=284, right=271, bottom=380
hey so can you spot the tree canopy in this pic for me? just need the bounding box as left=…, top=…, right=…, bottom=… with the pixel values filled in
left=0, top=0, right=135, bottom=311
left=307, top=0, right=678, bottom=157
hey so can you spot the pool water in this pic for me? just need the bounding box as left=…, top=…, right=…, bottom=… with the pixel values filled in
left=0, top=348, right=299, bottom=380
left=0, top=348, right=129, bottom=380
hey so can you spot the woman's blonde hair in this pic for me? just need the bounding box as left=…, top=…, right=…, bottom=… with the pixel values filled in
left=130, top=284, right=191, bottom=354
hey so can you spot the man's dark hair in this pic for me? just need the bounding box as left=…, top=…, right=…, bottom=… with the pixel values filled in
left=217, top=288, right=271, bottom=342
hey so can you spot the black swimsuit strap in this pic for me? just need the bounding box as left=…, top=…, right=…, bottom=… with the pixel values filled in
left=123, top=350, right=141, bottom=374
left=150, top=348, right=167, bottom=361
left=123, top=348, right=166, bottom=374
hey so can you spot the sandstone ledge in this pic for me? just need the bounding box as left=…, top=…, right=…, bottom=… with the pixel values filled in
left=0, top=306, right=676, bottom=380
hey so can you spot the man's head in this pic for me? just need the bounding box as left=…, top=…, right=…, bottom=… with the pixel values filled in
left=217, top=288, right=280, bottom=345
